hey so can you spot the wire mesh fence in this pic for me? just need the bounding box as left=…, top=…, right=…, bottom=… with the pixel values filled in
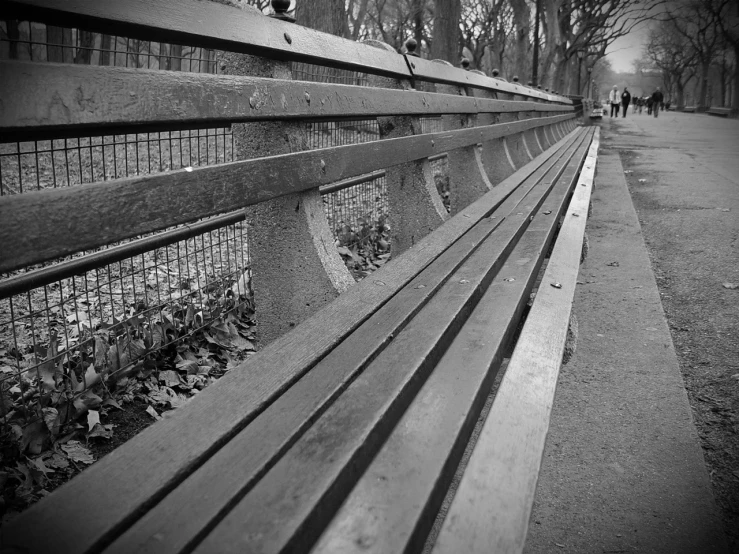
left=0, top=18, right=396, bottom=444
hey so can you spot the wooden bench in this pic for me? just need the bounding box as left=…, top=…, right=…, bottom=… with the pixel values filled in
left=682, top=106, right=697, bottom=113
left=707, top=106, right=734, bottom=117
left=0, top=1, right=598, bottom=553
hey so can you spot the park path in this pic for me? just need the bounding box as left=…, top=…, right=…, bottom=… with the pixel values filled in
left=525, top=112, right=738, bottom=554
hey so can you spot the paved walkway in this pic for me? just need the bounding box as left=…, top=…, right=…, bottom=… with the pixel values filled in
left=525, top=112, right=738, bottom=553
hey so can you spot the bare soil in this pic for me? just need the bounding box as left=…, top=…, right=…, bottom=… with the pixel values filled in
left=619, top=145, right=739, bottom=553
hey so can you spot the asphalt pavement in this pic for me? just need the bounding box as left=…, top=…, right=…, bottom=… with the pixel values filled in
left=524, top=111, right=738, bottom=554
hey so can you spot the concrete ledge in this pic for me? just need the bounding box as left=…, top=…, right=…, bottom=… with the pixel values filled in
left=524, top=150, right=729, bottom=553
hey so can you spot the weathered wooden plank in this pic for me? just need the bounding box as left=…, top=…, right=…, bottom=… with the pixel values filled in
left=101, top=133, right=584, bottom=554
left=432, top=128, right=600, bottom=554
left=3, top=0, right=412, bottom=79
left=0, top=61, right=573, bottom=140
left=1, top=130, right=582, bottom=554
left=407, top=56, right=571, bottom=104
left=0, top=113, right=576, bottom=272
left=310, top=128, right=594, bottom=554
left=190, top=134, right=591, bottom=554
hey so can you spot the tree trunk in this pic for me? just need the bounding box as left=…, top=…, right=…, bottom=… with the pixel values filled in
left=74, top=30, right=94, bottom=64
left=429, top=0, right=461, bottom=64
left=734, top=44, right=739, bottom=109
left=170, top=44, right=183, bottom=71
left=296, top=0, right=348, bottom=37
left=412, top=0, right=424, bottom=50
left=698, top=61, right=710, bottom=108
left=509, top=0, right=531, bottom=81
left=99, top=34, right=112, bottom=66
left=6, top=20, right=20, bottom=59
left=46, top=26, right=64, bottom=63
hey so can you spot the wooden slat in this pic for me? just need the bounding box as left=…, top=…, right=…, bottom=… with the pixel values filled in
left=407, top=57, right=571, bottom=104
left=190, top=134, right=591, bottom=554
left=0, top=113, right=576, bottom=273
left=431, top=128, right=600, bottom=554
left=310, top=128, right=594, bottom=554
left=3, top=0, right=412, bottom=79
left=101, top=133, right=584, bottom=554
left=1, top=130, right=584, bottom=554
left=0, top=61, right=572, bottom=141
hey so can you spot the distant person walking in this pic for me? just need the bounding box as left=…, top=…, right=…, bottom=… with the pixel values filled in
left=637, top=97, right=644, bottom=114
left=651, top=87, right=664, bottom=118
left=646, top=96, right=653, bottom=115
left=609, top=86, right=620, bottom=117
left=621, top=88, right=632, bottom=118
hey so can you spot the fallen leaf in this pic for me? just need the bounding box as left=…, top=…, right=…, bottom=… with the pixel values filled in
left=146, top=405, right=162, bottom=420
left=87, top=410, right=100, bottom=432
left=722, top=282, right=738, bottom=290
left=21, top=421, right=48, bottom=455
left=550, top=282, right=563, bottom=289
left=61, top=441, right=95, bottom=464
left=87, top=423, right=114, bottom=440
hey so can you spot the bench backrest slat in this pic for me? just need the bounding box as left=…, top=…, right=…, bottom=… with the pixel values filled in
left=5, top=0, right=570, bottom=101
left=0, top=113, right=575, bottom=273
left=3, top=0, right=413, bottom=78
left=1, top=61, right=572, bottom=141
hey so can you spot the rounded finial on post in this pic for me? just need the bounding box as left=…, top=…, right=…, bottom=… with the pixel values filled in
left=527, top=81, right=533, bottom=86
left=405, top=38, right=419, bottom=57
left=270, top=0, right=295, bottom=22
left=537, top=85, right=542, bottom=89
left=512, top=75, right=519, bottom=82
left=492, top=68, right=499, bottom=77
left=461, top=57, right=470, bottom=70
left=545, top=88, right=549, bottom=92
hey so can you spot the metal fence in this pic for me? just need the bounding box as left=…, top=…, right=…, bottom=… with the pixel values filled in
left=0, top=20, right=394, bottom=453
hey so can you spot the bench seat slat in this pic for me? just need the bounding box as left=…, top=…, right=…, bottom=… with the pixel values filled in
left=431, top=128, right=600, bottom=554
left=190, top=132, right=591, bottom=554
left=0, top=113, right=575, bottom=273
left=0, top=61, right=573, bottom=141
left=311, top=128, right=594, bottom=554
left=102, top=132, right=583, bottom=554
left=1, top=129, right=580, bottom=554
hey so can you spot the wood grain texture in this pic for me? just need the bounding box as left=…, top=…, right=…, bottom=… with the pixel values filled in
left=3, top=0, right=412, bottom=79
left=191, top=151, right=578, bottom=553
left=407, top=57, right=571, bottom=104
left=104, top=210, right=508, bottom=554
left=0, top=113, right=576, bottom=272
left=310, top=130, right=594, bottom=554
left=0, top=129, right=584, bottom=554
left=0, top=61, right=573, bottom=140
left=112, top=135, right=588, bottom=554
left=431, top=128, right=600, bottom=554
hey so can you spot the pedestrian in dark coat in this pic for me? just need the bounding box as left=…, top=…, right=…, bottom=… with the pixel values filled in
left=651, top=87, right=664, bottom=118
left=621, top=88, right=632, bottom=118
left=646, top=96, right=653, bottom=115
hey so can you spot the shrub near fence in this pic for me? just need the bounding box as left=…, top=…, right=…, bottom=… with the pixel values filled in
left=0, top=19, right=395, bottom=508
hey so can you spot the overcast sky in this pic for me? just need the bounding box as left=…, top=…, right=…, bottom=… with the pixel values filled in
left=606, top=23, right=651, bottom=73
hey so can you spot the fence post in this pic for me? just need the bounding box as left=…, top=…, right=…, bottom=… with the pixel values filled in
left=432, top=60, right=491, bottom=215
left=468, top=69, right=517, bottom=187
left=365, top=39, right=448, bottom=256
left=215, top=0, right=354, bottom=345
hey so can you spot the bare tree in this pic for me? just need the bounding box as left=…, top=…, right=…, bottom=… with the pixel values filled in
left=645, top=20, right=698, bottom=107
left=666, top=1, right=721, bottom=108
